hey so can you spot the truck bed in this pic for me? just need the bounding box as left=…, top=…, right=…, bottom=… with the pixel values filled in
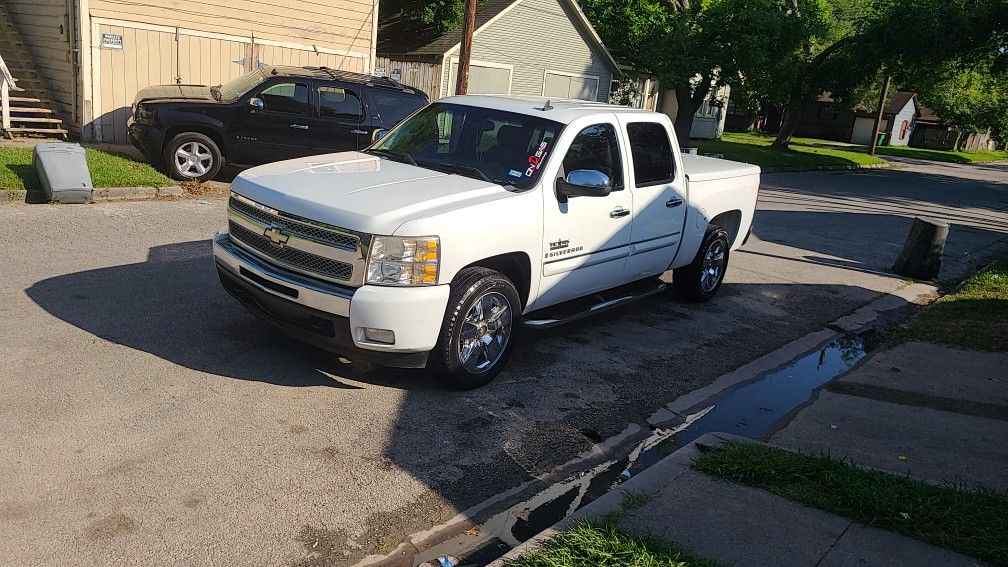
left=682, top=154, right=761, bottom=182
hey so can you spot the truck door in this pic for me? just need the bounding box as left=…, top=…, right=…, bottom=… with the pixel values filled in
left=618, top=117, right=688, bottom=280
left=534, top=118, right=634, bottom=309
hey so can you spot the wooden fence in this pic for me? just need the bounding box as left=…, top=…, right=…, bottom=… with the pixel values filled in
left=374, top=57, right=442, bottom=100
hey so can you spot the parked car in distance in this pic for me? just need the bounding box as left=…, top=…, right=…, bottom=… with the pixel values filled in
left=214, top=95, right=760, bottom=388
left=128, top=66, right=428, bottom=181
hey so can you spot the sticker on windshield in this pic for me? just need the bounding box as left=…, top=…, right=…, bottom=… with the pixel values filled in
left=508, top=169, right=523, bottom=178
left=525, top=141, right=549, bottom=177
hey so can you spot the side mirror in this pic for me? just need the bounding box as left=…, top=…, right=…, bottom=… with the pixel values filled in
left=556, top=169, right=612, bottom=202
left=248, top=97, right=264, bottom=111
left=372, top=128, right=390, bottom=143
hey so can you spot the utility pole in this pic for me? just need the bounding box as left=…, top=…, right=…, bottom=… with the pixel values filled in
left=868, top=74, right=891, bottom=156
left=455, top=0, right=477, bottom=95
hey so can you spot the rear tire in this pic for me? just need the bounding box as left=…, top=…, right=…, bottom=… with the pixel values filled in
left=164, top=132, right=223, bottom=182
left=430, top=268, right=521, bottom=389
left=673, top=225, right=730, bottom=302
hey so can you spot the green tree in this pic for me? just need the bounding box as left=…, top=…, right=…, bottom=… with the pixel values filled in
left=381, top=0, right=464, bottom=35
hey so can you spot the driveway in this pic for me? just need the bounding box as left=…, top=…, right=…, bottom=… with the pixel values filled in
left=1, top=160, right=1006, bottom=566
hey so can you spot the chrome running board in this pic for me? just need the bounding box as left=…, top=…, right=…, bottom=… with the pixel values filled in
left=522, top=279, right=667, bottom=329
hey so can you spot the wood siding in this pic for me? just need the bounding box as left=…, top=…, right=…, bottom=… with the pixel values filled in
left=89, top=0, right=376, bottom=57
left=5, top=0, right=77, bottom=133
left=442, top=0, right=613, bottom=102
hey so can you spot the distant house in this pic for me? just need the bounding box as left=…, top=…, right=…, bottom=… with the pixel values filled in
left=376, top=0, right=620, bottom=102
left=911, top=104, right=995, bottom=151
left=850, top=91, right=918, bottom=146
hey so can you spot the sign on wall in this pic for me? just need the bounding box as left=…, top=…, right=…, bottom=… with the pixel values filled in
left=100, top=33, right=123, bottom=50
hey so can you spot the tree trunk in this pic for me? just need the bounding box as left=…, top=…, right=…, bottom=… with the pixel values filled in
left=772, top=100, right=801, bottom=149
left=673, top=84, right=696, bottom=148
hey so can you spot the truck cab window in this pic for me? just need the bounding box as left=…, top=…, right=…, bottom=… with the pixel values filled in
left=626, top=122, right=674, bottom=186
left=259, top=82, right=309, bottom=114
left=319, top=86, right=364, bottom=122
left=371, top=91, right=424, bottom=126
left=561, top=123, right=623, bottom=190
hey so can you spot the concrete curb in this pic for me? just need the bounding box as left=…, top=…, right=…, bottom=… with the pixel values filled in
left=1, top=186, right=187, bottom=204
left=762, top=163, right=892, bottom=173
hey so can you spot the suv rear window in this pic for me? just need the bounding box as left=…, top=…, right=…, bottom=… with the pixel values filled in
left=371, top=91, right=426, bottom=126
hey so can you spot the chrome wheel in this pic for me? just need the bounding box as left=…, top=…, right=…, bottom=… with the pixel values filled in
left=173, top=141, right=213, bottom=178
left=700, top=238, right=726, bottom=293
left=458, top=291, right=513, bottom=374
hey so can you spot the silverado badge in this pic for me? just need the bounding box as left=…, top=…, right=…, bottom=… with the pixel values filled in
left=263, top=225, right=290, bottom=247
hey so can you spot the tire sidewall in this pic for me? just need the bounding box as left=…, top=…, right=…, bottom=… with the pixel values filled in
left=435, top=269, right=521, bottom=389
left=164, top=133, right=223, bottom=182
left=675, top=226, right=730, bottom=301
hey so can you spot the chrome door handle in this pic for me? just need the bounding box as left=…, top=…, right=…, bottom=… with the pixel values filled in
left=610, top=207, right=630, bottom=218
left=290, top=124, right=309, bottom=130
left=666, top=197, right=684, bottom=208
left=350, top=129, right=369, bottom=135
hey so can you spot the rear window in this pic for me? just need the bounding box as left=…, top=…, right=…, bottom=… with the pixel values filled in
left=626, top=122, right=674, bottom=186
left=371, top=91, right=426, bottom=126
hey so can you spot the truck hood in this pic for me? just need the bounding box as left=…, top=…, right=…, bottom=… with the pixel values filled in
left=133, top=84, right=215, bottom=105
left=231, top=152, right=509, bottom=235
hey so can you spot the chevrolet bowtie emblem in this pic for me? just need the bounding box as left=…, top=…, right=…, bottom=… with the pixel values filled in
left=263, top=225, right=290, bottom=246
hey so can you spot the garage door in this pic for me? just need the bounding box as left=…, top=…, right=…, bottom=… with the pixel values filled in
left=447, top=61, right=512, bottom=95
left=543, top=71, right=599, bottom=101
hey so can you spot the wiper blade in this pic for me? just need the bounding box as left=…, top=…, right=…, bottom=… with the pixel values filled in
left=419, top=160, right=491, bottom=182
left=367, top=148, right=417, bottom=166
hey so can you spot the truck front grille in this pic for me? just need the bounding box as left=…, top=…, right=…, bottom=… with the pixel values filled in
left=229, top=221, right=355, bottom=282
left=229, top=196, right=359, bottom=251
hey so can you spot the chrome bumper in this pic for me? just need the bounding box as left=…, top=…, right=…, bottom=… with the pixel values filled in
left=213, top=232, right=353, bottom=317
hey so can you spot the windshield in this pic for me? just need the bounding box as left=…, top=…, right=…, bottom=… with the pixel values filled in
left=368, top=102, right=564, bottom=190
left=215, top=69, right=267, bottom=102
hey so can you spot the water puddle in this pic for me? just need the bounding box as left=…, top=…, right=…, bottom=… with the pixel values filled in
left=420, top=333, right=873, bottom=566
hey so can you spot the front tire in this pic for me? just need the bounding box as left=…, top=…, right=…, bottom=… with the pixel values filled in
left=430, top=268, right=520, bottom=389
left=673, top=225, right=731, bottom=302
left=164, top=132, right=223, bottom=182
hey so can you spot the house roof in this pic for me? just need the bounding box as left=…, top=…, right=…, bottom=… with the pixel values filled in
left=377, top=0, right=620, bottom=72
left=886, top=91, right=917, bottom=115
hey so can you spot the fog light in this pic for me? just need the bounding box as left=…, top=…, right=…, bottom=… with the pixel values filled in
left=363, top=327, right=395, bottom=344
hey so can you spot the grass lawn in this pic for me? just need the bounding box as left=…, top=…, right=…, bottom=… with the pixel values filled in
left=908, top=258, right=1008, bottom=351
left=0, top=146, right=169, bottom=191
left=693, top=131, right=888, bottom=168
left=507, top=521, right=725, bottom=567
left=694, top=442, right=1008, bottom=565
left=874, top=145, right=1008, bottom=164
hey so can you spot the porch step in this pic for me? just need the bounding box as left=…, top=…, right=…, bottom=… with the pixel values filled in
left=9, top=96, right=43, bottom=103
left=9, top=107, right=53, bottom=113
left=5, top=127, right=68, bottom=135
left=10, top=116, right=62, bottom=123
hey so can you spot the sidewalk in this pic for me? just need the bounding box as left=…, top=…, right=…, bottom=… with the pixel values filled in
left=495, top=339, right=1008, bottom=566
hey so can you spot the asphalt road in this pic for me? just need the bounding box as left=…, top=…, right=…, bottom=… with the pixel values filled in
left=2, top=159, right=1006, bottom=566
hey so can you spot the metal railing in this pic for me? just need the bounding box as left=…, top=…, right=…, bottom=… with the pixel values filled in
left=0, top=53, right=24, bottom=134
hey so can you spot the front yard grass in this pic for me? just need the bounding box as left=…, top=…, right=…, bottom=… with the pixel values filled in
left=693, top=131, right=889, bottom=168
left=874, top=145, right=1008, bottom=164
left=693, top=441, right=1008, bottom=565
left=507, top=521, right=725, bottom=567
left=907, top=258, right=1008, bottom=351
left=0, top=146, right=169, bottom=192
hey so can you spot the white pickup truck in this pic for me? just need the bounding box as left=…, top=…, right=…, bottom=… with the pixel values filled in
left=213, top=95, right=759, bottom=387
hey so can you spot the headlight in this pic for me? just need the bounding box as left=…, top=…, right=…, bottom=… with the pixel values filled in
left=366, top=236, right=440, bottom=286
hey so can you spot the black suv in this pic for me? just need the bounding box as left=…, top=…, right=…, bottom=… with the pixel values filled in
left=128, top=66, right=429, bottom=181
